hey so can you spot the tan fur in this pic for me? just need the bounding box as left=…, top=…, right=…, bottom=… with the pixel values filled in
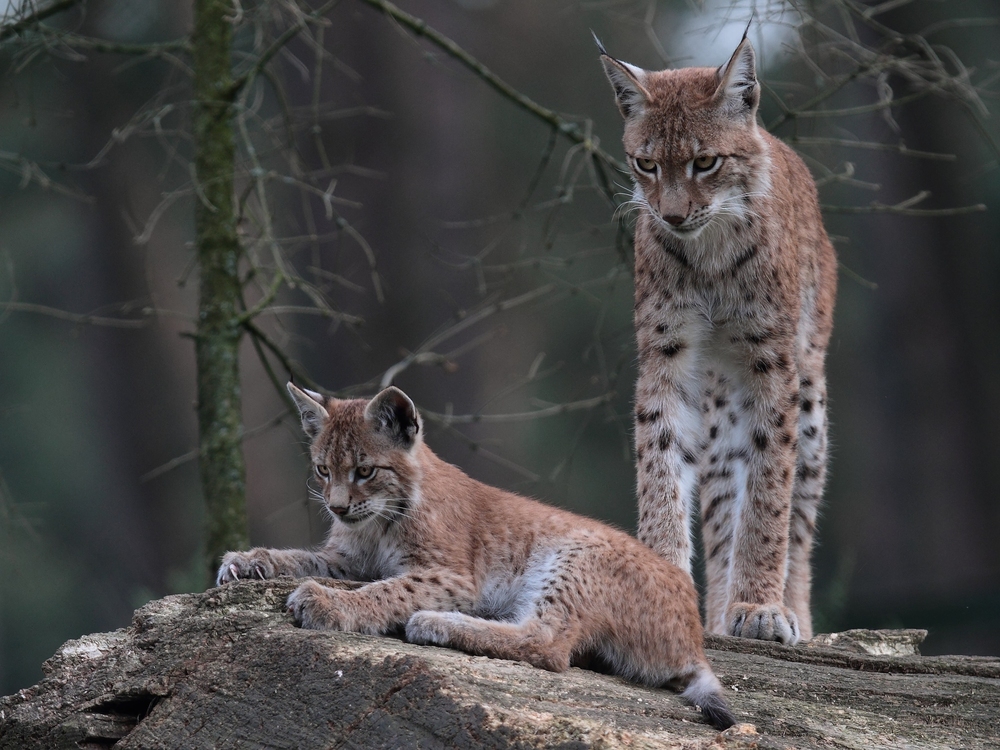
left=599, top=35, right=836, bottom=644
left=217, top=382, right=736, bottom=729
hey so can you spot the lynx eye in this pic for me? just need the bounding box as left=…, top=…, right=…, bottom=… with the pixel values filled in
left=314, top=464, right=330, bottom=479
left=693, top=155, right=719, bottom=172
left=354, top=465, right=375, bottom=481
left=634, top=157, right=657, bottom=173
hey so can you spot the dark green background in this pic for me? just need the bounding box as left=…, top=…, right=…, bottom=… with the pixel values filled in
left=2, top=0, right=998, bottom=695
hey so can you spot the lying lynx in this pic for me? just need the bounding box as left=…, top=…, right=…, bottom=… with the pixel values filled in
left=598, top=31, right=836, bottom=644
left=217, top=382, right=736, bottom=730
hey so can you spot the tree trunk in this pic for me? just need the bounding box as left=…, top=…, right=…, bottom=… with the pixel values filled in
left=2, top=580, right=998, bottom=749
left=191, top=0, right=248, bottom=581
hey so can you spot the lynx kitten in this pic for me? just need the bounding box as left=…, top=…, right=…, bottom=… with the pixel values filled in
left=599, top=32, right=836, bottom=644
left=217, top=382, right=736, bottom=730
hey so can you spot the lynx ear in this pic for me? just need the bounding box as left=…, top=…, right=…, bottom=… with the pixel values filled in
left=595, top=34, right=652, bottom=119
left=287, top=382, right=329, bottom=440
left=714, top=33, right=759, bottom=120
left=364, top=387, right=421, bottom=448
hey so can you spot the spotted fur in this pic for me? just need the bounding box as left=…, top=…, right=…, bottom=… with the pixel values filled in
left=599, top=34, right=836, bottom=644
left=217, top=382, right=736, bottom=730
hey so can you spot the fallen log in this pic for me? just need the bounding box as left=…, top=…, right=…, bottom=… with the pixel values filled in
left=1, top=578, right=997, bottom=749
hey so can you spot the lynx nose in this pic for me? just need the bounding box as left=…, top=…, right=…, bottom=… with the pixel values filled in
left=330, top=505, right=349, bottom=517
left=659, top=196, right=691, bottom=227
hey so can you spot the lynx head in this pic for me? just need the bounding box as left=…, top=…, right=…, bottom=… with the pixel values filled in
left=598, top=32, right=767, bottom=242
left=288, top=382, right=423, bottom=528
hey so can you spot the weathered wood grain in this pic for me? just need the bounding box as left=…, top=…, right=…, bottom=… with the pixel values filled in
left=2, top=579, right=997, bottom=749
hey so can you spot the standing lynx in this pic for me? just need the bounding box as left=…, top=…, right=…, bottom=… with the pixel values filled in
left=217, top=382, right=736, bottom=730
left=599, top=33, right=836, bottom=644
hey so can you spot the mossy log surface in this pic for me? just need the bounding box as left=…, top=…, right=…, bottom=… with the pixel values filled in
left=1, top=579, right=998, bottom=749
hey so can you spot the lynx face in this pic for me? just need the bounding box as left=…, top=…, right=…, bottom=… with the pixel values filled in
left=291, top=386, right=422, bottom=528
left=604, top=39, right=767, bottom=242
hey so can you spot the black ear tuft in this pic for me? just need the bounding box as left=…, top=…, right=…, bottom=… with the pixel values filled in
left=591, top=29, right=609, bottom=57
left=364, top=387, right=421, bottom=447
left=287, top=382, right=329, bottom=441
left=714, top=35, right=759, bottom=119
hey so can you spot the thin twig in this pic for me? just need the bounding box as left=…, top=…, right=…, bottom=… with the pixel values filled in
left=1, top=301, right=150, bottom=328
left=420, top=414, right=541, bottom=482
left=0, top=0, right=81, bottom=44
left=230, top=0, right=339, bottom=96
left=353, top=0, right=626, bottom=174
left=788, top=137, right=956, bottom=161
left=243, top=319, right=320, bottom=391
left=255, top=304, right=363, bottom=324
left=379, top=284, right=557, bottom=389
left=421, top=392, right=615, bottom=425
left=42, top=32, right=191, bottom=56
left=140, top=410, right=292, bottom=483
left=822, top=202, right=986, bottom=216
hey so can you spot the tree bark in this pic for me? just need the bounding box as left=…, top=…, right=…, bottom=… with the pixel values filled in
left=191, top=0, right=248, bottom=581
left=2, top=580, right=998, bottom=749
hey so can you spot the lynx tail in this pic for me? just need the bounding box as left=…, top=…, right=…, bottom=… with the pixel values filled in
left=682, top=667, right=736, bottom=730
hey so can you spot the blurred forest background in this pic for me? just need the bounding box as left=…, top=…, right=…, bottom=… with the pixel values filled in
left=2, top=0, right=999, bottom=695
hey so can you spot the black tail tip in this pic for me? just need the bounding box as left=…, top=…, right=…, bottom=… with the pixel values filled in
left=701, top=697, right=737, bottom=731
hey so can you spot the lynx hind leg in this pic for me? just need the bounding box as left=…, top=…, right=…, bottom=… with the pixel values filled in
left=783, top=369, right=829, bottom=641
left=597, top=553, right=736, bottom=731
left=405, top=611, right=576, bottom=672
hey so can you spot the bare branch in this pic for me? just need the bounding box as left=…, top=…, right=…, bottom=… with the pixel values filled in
left=140, top=410, right=292, bottom=483
left=253, top=305, right=363, bottom=325
left=788, top=137, right=956, bottom=161
left=379, top=284, right=558, bottom=389
left=231, top=0, right=339, bottom=97
left=920, top=17, right=1000, bottom=39
left=419, top=415, right=542, bottom=482
left=421, top=392, right=616, bottom=426
left=242, top=318, right=320, bottom=391
left=861, top=0, right=917, bottom=20
left=839, top=263, right=878, bottom=291
left=822, top=189, right=987, bottom=216
left=353, top=0, right=627, bottom=175
left=39, top=31, right=190, bottom=56
left=784, top=90, right=932, bottom=119
left=0, top=301, right=150, bottom=329
left=0, top=151, right=94, bottom=202
left=0, top=0, right=81, bottom=44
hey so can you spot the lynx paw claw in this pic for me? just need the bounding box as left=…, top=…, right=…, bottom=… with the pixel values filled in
left=216, top=550, right=276, bottom=586
left=726, top=602, right=800, bottom=645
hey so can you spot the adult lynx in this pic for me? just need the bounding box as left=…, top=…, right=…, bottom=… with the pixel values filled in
left=599, top=33, right=836, bottom=644
left=217, top=383, right=736, bottom=730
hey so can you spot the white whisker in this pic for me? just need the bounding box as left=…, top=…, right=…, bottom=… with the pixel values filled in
left=613, top=199, right=644, bottom=223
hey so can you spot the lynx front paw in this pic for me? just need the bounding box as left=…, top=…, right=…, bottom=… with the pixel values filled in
left=726, top=602, right=800, bottom=645
left=216, top=549, right=276, bottom=585
left=405, top=611, right=460, bottom=646
left=287, top=580, right=352, bottom=631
